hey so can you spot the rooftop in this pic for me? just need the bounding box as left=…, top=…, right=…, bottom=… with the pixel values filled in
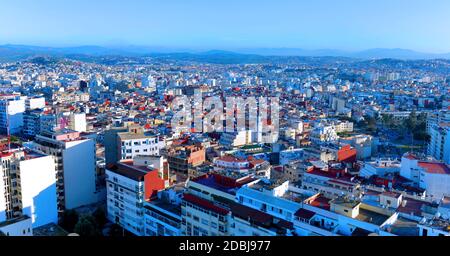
left=355, top=208, right=390, bottom=226
left=145, top=200, right=182, bottom=217
left=387, top=217, right=420, bottom=236
left=106, top=161, right=154, bottom=181
left=183, top=193, right=229, bottom=215
left=32, top=223, right=69, bottom=236
left=331, top=197, right=361, bottom=209
left=305, top=194, right=332, bottom=210
left=418, top=161, right=450, bottom=175
left=0, top=215, right=30, bottom=228
left=230, top=202, right=293, bottom=234
left=191, top=173, right=254, bottom=195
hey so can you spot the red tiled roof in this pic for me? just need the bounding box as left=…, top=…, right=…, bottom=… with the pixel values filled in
left=217, top=155, right=248, bottom=163
left=398, top=198, right=430, bottom=216
left=294, top=208, right=316, bottom=220
left=183, top=193, right=229, bottom=215
left=418, top=162, right=450, bottom=175
left=308, top=195, right=331, bottom=210
left=404, top=153, right=418, bottom=160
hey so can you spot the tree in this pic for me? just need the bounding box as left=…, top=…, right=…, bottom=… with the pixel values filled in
left=381, top=114, right=394, bottom=128
left=93, top=207, right=107, bottom=229
left=74, top=215, right=102, bottom=237
left=364, top=115, right=377, bottom=133
left=59, top=210, right=79, bottom=233
left=412, top=113, right=430, bottom=142
left=108, top=224, right=125, bottom=237
left=405, top=110, right=418, bottom=132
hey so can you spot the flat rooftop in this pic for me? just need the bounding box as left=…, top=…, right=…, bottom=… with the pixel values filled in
left=192, top=173, right=255, bottom=195
left=33, top=223, right=69, bottom=236
left=355, top=208, right=390, bottom=226
left=281, top=191, right=312, bottom=204
left=0, top=215, right=30, bottom=228
left=388, top=217, right=420, bottom=236
left=147, top=200, right=181, bottom=216
left=306, top=194, right=332, bottom=210
left=106, top=161, right=153, bottom=181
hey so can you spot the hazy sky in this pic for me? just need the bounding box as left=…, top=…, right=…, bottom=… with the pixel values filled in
left=1, top=0, right=450, bottom=52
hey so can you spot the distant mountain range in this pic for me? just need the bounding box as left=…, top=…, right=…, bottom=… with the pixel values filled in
left=235, top=48, right=450, bottom=60
left=0, top=44, right=449, bottom=63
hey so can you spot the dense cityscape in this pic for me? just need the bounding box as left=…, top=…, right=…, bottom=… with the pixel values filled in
left=0, top=52, right=449, bottom=237
left=1, top=0, right=450, bottom=242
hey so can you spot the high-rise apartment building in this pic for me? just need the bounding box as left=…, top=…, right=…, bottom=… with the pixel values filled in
left=27, top=129, right=100, bottom=212
left=0, top=145, right=57, bottom=228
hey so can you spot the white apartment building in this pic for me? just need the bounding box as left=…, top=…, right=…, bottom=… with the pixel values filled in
left=0, top=215, right=33, bottom=236
left=340, top=134, right=377, bottom=160
left=28, top=129, right=99, bottom=211
left=0, top=147, right=57, bottom=228
left=118, top=128, right=161, bottom=161
left=427, top=123, right=450, bottom=165
left=25, top=97, right=46, bottom=111
left=334, top=121, right=354, bottom=133
left=144, top=188, right=183, bottom=236
left=219, top=130, right=253, bottom=147
left=400, top=153, right=450, bottom=200
left=310, top=124, right=339, bottom=144
left=23, top=109, right=44, bottom=138
left=359, top=158, right=401, bottom=178
left=236, top=180, right=401, bottom=236
left=0, top=95, right=26, bottom=134
left=69, top=112, right=87, bottom=132
left=426, top=110, right=450, bottom=134
left=106, top=162, right=148, bottom=236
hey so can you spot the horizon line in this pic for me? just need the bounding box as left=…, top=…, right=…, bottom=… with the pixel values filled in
left=1, top=43, right=450, bottom=55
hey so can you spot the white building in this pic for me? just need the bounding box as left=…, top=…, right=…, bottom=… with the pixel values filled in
left=25, top=97, right=46, bottom=111
left=359, top=158, right=401, bottom=178
left=311, top=124, right=339, bottom=144
left=106, top=162, right=147, bottom=236
left=219, top=130, right=253, bottom=147
left=335, top=121, right=354, bottom=133
left=340, top=135, right=377, bottom=160
left=144, top=188, right=183, bottom=236
left=142, top=75, right=157, bottom=92
left=0, top=95, right=26, bottom=134
left=118, top=129, right=161, bottom=161
left=0, top=216, right=33, bottom=236
left=23, top=109, right=44, bottom=138
left=400, top=153, right=450, bottom=200
left=28, top=129, right=99, bottom=211
left=427, top=123, right=450, bottom=165
left=0, top=147, right=57, bottom=228
left=69, top=112, right=87, bottom=132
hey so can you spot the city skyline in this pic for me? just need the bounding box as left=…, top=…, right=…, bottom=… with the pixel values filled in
left=1, top=0, right=450, bottom=53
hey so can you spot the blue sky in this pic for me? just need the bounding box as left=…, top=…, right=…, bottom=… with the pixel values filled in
left=1, top=0, right=450, bottom=52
